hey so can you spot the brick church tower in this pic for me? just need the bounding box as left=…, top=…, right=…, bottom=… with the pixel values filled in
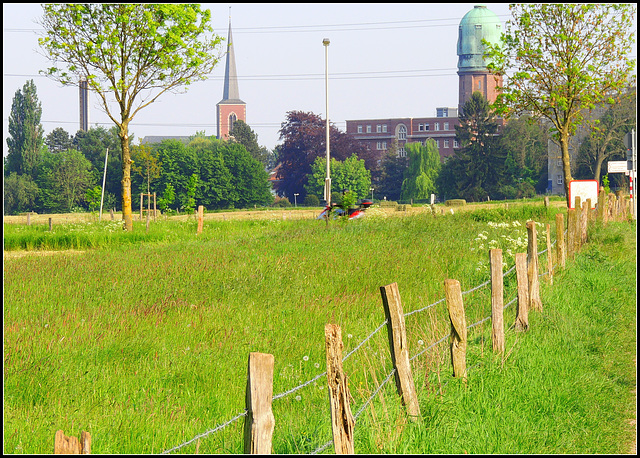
left=457, top=5, right=503, bottom=114
left=217, top=19, right=246, bottom=140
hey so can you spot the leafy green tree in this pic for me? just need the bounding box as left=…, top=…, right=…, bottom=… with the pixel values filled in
left=575, top=88, right=636, bottom=184
left=36, top=149, right=96, bottom=212
left=39, top=4, right=223, bottom=230
left=230, top=120, right=275, bottom=169
left=85, top=186, right=102, bottom=213
left=375, top=139, right=406, bottom=201
left=485, top=3, right=637, bottom=205
left=400, top=140, right=441, bottom=201
left=3, top=172, right=39, bottom=214
left=499, top=115, right=549, bottom=193
left=219, top=141, right=274, bottom=208
left=183, top=173, right=199, bottom=214
left=305, top=154, right=371, bottom=200
left=45, top=127, right=73, bottom=154
left=157, top=183, right=176, bottom=214
left=131, top=142, right=161, bottom=198
left=73, top=126, right=123, bottom=208
left=6, top=80, right=44, bottom=177
left=154, top=139, right=199, bottom=210
left=188, top=137, right=234, bottom=209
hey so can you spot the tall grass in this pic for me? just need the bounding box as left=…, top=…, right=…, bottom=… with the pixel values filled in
left=3, top=209, right=635, bottom=454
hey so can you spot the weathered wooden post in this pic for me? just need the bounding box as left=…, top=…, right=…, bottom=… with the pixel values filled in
left=27, top=212, right=31, bottom=226
left=514, top=253, right=529, bottom=331
left=526, top=221, right=542, bottom=311
left=580, top=200, right=589, bottom=245
left=444, top=279, right=467, bottom=381
left=49, top=217, right=53, bottom=231
left=567, top=208, right=576, bottom=260
left=544, top=195, right=550, bottom=208
left=574, top=196, right=582, bottom=251
left=110, top=208, right=114, bottom=221
left=597, top=188, right=606, bottom=222
left=140, top=193, right=143, bottom=221
left=325, top=324, right=355, bottom=454
left=243, top=352, right=275, bottom=454
left=490, top=249, right=504, bottom=353
left=545, top=223, right=553, bottom=284
left=197, top=205, right=204, bottom=235
left=555, top=213, right=566, bottom=269
left=54, top=430, right=90, bottom=454
left=153, top=192, right=157, bottom=221
left=379, top=282, right=421, bottom=421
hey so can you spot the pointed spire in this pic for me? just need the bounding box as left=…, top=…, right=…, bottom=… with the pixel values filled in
left=221, top=17, right=243, bottom=102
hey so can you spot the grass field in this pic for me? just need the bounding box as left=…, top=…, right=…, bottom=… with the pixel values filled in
left=3, top=202, right=636, bottom=454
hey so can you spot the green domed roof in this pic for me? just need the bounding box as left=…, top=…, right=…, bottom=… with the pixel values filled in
left=457, top=5, right=502, bottom=72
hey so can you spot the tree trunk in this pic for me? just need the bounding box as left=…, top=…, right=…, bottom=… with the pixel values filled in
left=119, top=122, right=133, bottom=231
left=560, top=129, right=573, bottom=207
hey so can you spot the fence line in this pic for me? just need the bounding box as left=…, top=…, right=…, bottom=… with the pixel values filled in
left=152, top=205, right=613, bottom=455
left=161, top=238, right=555, bottom=453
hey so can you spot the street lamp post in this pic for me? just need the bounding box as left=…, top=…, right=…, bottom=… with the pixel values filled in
left=293, top=193, right=299, bottom=207
left=370, top=187, right=374, bottom=201
left=323, top=38, right=331, bottom=208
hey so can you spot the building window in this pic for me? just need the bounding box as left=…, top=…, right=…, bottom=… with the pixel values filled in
left=229, top=113, right=237, bottom=132
left=366, top=125, right=372, bottom=133
left=425, top=123, right=430, bottom=131
left=357, top=125, right=363, bottom=133
left=377, top=125, right=382, bottom=133
left=436, top=139, right=440, bottom=148
left=376, top=141, right=383, bottom=150
left=557, top=175, right=563, bottom=185
left=444, top=122, right=449, bottom=130
left=556, top=160, right=562, bottom=167
left=454, top=139, right=459, bottom=148
left=398, top=125, right=407, bottom=140
left=435, top=122, right=440, bottom=131
left=382, top=125, right=387, bottom=133
left=418, top=124, right=423, bottom=131
left=444, top=139, right=449, bottom=148
left=398, top=147, right=406, bottom=157
left=382, top=141, right=387, bottom=150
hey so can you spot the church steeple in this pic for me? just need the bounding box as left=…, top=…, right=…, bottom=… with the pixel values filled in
left=217, top=17, right=246, bottom=139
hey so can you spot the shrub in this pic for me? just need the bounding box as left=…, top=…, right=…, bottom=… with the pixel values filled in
left=445, top=199, right=466, bottom=207
left=272, top=196, right=291, bottom=207
left=304, top=194, right=320, bottom=207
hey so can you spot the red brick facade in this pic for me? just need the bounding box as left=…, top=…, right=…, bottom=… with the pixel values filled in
left=346, top=113, right=460, bottom=163
left=216, top=102, right=246, bottom=140
left=458, top=72, right=502, bottom=114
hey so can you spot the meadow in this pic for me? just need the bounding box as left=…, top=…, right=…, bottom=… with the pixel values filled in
left=3, top=203, right=636, bottom=454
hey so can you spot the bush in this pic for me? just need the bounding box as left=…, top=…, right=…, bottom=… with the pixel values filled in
left=304, top=194, right=320, bottom=207
left=272, top=196, right=291, bottom=207
left=379, top=200, right=398, bottom=208
left=445, top=199, right=466, bottom=207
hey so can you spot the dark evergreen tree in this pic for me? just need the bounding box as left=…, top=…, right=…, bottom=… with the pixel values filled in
left=6, top=80, right=44, bottom=177
left=45, top=127, right=73, bottom=154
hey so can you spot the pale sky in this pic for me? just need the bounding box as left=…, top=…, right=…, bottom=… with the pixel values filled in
left=1, top=3, right=529, bottom=157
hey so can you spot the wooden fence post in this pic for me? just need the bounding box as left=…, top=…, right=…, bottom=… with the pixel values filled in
left=444, top=279, right=467, bottom=381
left=526, top=221, right=542, bottom=311
left=49, top=217, right=53, bottom=231
left=243, top=352, right=275, bottom=454
left=567, top=208, right=576, bottom=260
left=54, top=430, right=90, bottom=454
left=514, top=253, right=529, bottom=331
left=379, top=283, right=421, bottom=421
left=197, top=205, right=204, bottom=235
left=27, top=212, right=31, bottom=226
left=574, top=196, right=582, bottom=251
left=490, top=249, right=504, bottom=353
left=545, top=223, right=553, bottom=284
left=555, top=213, right=565, bottom=269
left=140, top=193, right=143, bottom=221
left=325, top=324, right=355, bottom=454
left=597, top=188, right=606, bottom=222
left=580, top=201, right=589, bottom=245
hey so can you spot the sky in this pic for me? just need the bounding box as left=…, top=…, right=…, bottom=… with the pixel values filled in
left=3, top=2, right=614, bottom=159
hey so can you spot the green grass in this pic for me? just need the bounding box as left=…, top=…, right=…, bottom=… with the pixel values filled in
left=3, top=210, right=635, bottom=454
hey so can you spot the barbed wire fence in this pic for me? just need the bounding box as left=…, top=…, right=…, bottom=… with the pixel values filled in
left=161, top=223, right=562, bottom=455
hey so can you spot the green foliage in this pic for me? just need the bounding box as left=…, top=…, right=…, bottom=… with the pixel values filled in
left=183, top=173, right=199, bottom=214
left=602, top=174, right=611, bottom=194
left=157, top=183, right=176, bottom=214
left=45, top=127, right=73, bottom=154
left=35, top=149, right=96, bottom=212
left=377, top=143, right=407, bottom=201
left=400, top=140, right=440, bottom=201
left=6, top=79, right=44, bottom=177
left=485, top=3, right=637, bottom=203
left=3, top=172, right=40, bottom=215
left=85, top=186, right=102, bottom=213
left=230, top=120, right=275, bottom=169
left=303, top=194, right=320, bottom=207
left=305, top=154, right=371, bottom=201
